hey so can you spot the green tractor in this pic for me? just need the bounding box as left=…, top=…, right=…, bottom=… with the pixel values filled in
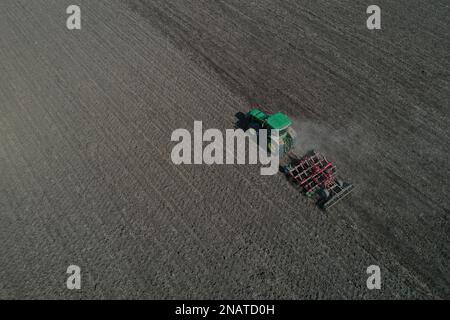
left=243, top=108, right=354, bottom=209
left=246, top=108, right=296, bottom=156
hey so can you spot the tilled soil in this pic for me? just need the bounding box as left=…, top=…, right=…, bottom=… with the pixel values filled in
left=0, top=0, right=448, bottom=299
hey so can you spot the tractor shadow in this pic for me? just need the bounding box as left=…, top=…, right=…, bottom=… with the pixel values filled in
left=234, top=112, right=250, bottom=130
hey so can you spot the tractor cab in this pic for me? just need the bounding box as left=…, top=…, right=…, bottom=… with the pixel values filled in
left=266, top=112, right=292, bottom=136
left=246, top=108, right=296, bottom=156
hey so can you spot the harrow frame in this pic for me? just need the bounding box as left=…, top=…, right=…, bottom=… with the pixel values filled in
left=282, top=151, right=354, bottom=209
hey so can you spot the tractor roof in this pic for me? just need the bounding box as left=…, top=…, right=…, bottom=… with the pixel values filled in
left=266, top=112, right=292, bottom=130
